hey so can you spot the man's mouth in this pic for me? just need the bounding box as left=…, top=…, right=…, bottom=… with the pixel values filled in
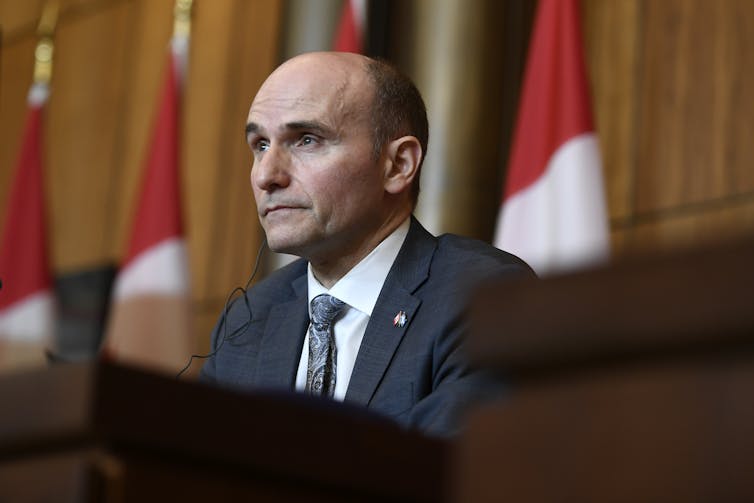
left=263, top=205, right=301, bottom=216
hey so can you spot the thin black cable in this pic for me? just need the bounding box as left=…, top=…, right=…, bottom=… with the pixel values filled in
left=176, top=238, right=267, bottom=379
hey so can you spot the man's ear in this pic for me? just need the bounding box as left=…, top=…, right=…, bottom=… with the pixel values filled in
left=383, top=135, right=422, bottom=195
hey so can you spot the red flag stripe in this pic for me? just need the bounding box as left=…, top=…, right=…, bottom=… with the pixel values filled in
left=0, top=87, right=52, bottom=309
left=503, top=0, right=594, bottom=199
left=333, top=0, right=364, bottom=53
left=123, top=52, right=183, bottom=265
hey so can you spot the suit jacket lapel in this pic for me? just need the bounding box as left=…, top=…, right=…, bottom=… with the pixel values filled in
left=345, top=217, right=437, bottom=406
left=254, top=274, right=309, bottom=389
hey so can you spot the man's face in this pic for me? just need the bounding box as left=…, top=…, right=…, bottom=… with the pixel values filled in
left=246, top=54, right=387, bottom=263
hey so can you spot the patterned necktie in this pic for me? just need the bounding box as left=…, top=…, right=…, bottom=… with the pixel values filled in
left=306, top=294, right=347, bottom=397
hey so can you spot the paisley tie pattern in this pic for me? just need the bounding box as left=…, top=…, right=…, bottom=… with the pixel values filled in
left=306, top=294, right=347, bottom=397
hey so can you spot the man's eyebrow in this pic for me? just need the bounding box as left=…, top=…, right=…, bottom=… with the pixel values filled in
left=245, top=122, right=259, bottom=136
left=284, top=120, right=330, bottom=133
left=244, top=120, right=334, bottom=138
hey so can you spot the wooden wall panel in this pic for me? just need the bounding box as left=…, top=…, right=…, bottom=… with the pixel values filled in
left=0, top=37, right=36, bottom=216
left=582, top=0, right=754, bottom=258
left=0, top=0, right=48, bottom=34
left=185, top=0, right=283, bottom=345
left=615, top=197, right=754, bottom=256
left=582, top=0, right=640, bottom=221
left=48, top=1, right=133, bottom=271
left=635, top=0, right=750, bottom=214
left=183, top=1, right=238, bottom=306
left=722, top=0, right=754, bottom=195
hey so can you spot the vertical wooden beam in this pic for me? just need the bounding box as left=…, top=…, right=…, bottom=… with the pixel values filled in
left=388, top=0, right=532, bottom=241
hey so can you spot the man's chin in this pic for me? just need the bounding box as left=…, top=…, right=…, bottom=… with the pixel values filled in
left=264, top=234, right=307, bottom=257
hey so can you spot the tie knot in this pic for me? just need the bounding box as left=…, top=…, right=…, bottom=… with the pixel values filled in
left=310, top=294, right=346, bottom=328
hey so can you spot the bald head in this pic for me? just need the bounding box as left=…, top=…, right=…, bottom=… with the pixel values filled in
left=265, top=51, right=368, bottom=82
left=267, top=51, right=368, bottom=75
left=250, top=52, right=428, bottom=206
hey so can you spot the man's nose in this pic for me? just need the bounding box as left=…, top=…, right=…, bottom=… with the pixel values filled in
left=251, top=146, right=291, bottom=192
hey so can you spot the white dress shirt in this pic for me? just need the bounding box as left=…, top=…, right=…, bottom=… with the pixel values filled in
left=295, top=217, right=411, bottom=400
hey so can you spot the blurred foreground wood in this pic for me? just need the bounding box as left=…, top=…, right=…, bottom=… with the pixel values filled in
left=0, top=362, right=447, bottom=502
left=458, top=235, right=754, bottom=502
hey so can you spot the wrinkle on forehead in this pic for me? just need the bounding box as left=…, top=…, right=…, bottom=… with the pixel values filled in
left=249, top=54, right=372, bottom=134
left=255, top=79, right=349, bottom=111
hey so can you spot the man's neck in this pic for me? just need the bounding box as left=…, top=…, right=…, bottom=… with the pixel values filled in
left=309, top=213, right=410, bottom=289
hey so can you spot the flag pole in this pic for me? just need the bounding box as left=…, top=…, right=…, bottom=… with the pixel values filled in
left=34, top=1, right=59, bottom=85
left=173, top=0, right=193, bottom=37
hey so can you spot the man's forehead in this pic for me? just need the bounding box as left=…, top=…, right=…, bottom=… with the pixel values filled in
left=247, top=56, right=372, bottom=131
left=256, top=54, right=371, bottom=100
left=268, top=51, right=368, bottom=83
left=247, top=90, right=345, bottom=132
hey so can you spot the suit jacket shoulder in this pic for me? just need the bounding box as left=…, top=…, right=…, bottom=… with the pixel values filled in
left=343, top=217, right=534, bottom=436
left=433, top=231, right=534, bottom=291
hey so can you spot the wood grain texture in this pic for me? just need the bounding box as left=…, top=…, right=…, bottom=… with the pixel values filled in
left=721, top=0, right=754, bottom=196
left=48, top=1, right=134, bottom=271
left=0, top=36, right=37, bottom=220
left=582, top=0, right=754, bottom=258
left=635, top=0, right=752, bottom=213
left=183, top=0, right=282, bottom=356
left=613, top=194, right=754, bottom=256
left=582, top=0, right=640, bottom=221
left=0, top=0, right=46, bottom=37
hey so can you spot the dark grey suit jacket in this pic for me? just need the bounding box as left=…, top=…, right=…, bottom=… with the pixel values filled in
left=199, top=217, right=533, bottom=437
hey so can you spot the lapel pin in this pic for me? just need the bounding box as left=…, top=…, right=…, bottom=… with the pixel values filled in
left=393, top=311, right=407, bottom=328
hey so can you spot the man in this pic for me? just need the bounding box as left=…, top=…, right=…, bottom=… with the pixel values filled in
left=200, top=52, right=533, bottom=437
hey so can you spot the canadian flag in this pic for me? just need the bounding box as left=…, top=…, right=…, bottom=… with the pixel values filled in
left=0, top=83, right=54, bottom=371
left=102, top=35, right=193, bottom=373
left=333, top=0, right=367, bottom=53
left=494, top=0, right=609, bottom=276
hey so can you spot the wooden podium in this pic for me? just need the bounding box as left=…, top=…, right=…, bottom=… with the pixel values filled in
left=457, top=236, right=754, bottom=502
left=0, top=363, right=447, bottom=502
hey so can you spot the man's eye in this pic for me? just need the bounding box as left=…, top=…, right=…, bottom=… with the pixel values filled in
left=297, top=134, right=318, bottom=147
left=254, top=139, right=270, bottom=152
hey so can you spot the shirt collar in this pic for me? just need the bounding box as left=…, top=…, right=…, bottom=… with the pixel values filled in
left=307, top=217, right=410, bottom=317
